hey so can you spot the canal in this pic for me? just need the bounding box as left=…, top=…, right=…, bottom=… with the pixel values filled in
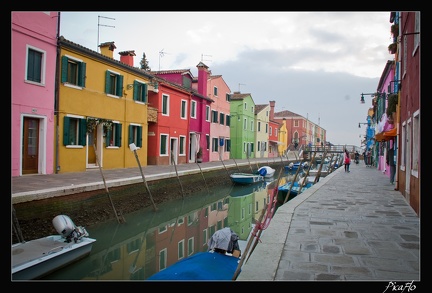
left=40, top=166, right=303, bottom=281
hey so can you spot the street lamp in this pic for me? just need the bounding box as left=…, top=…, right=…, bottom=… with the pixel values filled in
left=360, top=92, right=380, bottom=104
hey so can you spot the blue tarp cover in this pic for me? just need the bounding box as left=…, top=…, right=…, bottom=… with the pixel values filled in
left=147, top=251, right=239, bottom=281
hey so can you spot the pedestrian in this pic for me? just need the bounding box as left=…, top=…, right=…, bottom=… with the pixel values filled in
left=354, top=151, right=359, bottom=164
left=344, top=149, right=351, bottom=172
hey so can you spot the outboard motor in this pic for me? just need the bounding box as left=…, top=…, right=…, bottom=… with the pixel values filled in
left=52, top=215, right=89, bottom=243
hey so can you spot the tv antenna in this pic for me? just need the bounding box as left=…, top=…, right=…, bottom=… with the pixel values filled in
left=201, top=54, right=212, bottom=62
left=238, top=83, right=246, bottom=92
left=97, top=15, right=115, bottom=52
left=159, top=49, right=171, bottom=71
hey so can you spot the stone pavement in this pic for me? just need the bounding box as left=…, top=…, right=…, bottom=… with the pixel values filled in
left=237, top=161, right=420, bottom=282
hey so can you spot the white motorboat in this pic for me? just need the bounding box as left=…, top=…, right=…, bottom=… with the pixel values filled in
left=12, top=215, right=96, bottom=280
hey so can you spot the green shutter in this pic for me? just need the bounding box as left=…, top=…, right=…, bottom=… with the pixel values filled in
left=79, top=119, right=87, bottom=146
left=117, top=75, right=124, bottom=97
left=116, top=123, right=122, bottom=147
left=137, top=126, right=142, bottom=147
left=143, top=83, right=148, bottom=103
left=128, top=125, right=133, bottom=145
left=63, top=116, right=70, bottom=145
left=105, top=71, right=110, bottom=94
left=61, top=56, right=68, bottom=83
left=79, top=62, right=86, bottom=87
left=133, top=81, right=138, bottom=101
left=105, top=128, right=112, bottom=146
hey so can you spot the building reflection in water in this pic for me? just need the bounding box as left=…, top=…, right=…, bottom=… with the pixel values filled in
left=42, top=168, right=298, bottom=281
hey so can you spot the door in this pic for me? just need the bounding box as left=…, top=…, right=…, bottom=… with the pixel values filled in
left=22, top=117, right=39, bottom=174
left=87, top=124, right=103, bottom=168
left=405, top=119, right=411, bottom=200
left=170, top=138, right=178, bottom=165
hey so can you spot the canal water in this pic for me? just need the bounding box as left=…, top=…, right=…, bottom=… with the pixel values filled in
left=40, top=166, right=304, bottom=281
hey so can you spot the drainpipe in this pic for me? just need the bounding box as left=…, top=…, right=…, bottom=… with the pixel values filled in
left=54, top=12, right=61, bottom=173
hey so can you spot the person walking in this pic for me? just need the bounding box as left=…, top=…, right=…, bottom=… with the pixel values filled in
left=344, top=149, right=351, bottom=172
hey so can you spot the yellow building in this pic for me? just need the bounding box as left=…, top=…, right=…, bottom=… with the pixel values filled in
left=278, top=118, right=288, bottom=156
left=55, top=37, right=155, bottom=172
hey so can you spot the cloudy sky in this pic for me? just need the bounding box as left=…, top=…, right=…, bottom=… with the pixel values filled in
left=59, top=11, right=394, bottom=147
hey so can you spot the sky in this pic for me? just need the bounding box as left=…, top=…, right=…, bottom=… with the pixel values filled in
left=59, top=11, right=394, bottom=147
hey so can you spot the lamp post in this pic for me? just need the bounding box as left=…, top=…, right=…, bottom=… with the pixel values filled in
left=360, top=92, right=380, bottom=104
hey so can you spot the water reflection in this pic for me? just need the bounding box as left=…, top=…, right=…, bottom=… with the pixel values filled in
left=41, top=167, right=296, bottom=281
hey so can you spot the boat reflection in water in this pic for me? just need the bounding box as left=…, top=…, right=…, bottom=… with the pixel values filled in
left=41, top=173, right=278, bottom=281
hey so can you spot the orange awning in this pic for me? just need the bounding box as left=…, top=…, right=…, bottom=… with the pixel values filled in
left=375, top=127, right=397, bottom=142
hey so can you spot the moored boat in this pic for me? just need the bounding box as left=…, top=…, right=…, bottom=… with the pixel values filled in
left=256, top=166, right=276, bottom=178
left=12, top=215, right=96, bottom=280
left=147, top=227, right=241, bottom=281
left=230, top=172, right=264, bottom=185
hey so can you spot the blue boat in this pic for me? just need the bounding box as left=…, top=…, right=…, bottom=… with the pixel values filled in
left=284, top=161, right=309, bottom=172
left=147, top=228, right=240, bottom=281
left=229, top=172, right=264, bottom=185
left=277, top=180, right=313, bottom=204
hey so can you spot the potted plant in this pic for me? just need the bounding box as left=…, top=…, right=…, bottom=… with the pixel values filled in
left=197, top=148, right=203, bottom=163
left=388, top=43, right=397, bottom=54
left=391, top=23, right=399, bottom=38
left=386, top=94, right=398, bottom=122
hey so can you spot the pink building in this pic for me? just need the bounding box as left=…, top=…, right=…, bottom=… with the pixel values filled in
left=202, top=64, right=232, bottom=162
left=11, top=12, right=59, bottom=176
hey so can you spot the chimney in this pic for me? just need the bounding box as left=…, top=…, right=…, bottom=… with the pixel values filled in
left=119, top=50, right=136, bottom=67
left=269, top=100, right=275, bottom=121
left=99, top=41, right=116, bottom=59
left=196, top=61, right=209, bottom=96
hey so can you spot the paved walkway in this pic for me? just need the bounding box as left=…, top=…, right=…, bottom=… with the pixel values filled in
left=237, top=162, right=420, bottom=282
left=11, top=156, right=420, bottom=282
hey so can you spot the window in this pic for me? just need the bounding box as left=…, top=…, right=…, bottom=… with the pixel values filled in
left=105, top=122, right=122, bottom=147
left=213, top=86, right=218, bottom=97
left=243, top=118, right=247, bottom=130
left=225, top=139, right=231, bottom=152
left=26, top=46, right=45, bottom=84
left=211, top=110, right=218, bottom=123
left=265, top=123, right=268, bottom=134
left=206, top=106, right=210, bottom=122
left=250, top=120, right=254, bottom=131
left=128, top=124, right=142, bottom=148
left=160, top=134, right=168, bottom=156
left=219, top=113, right=225, bottom=125
left=131, top=81, right=148, bottom=103
left=202, top=229, right=208, bottom=246
left=206, top=134, right=210, bottom=150
left=181, top=100, right=187, bottom=119
left=188, top=238, right=194, bottom=256
left=412, top=110, right=419, bottom=175
left=127, top=238, right=141, bottom=253
left=61, top=55, right=85, bottom=87
left=158, top=249, right=167, bottom=271
left=162, top=94, right=169, bottom=115
left=191, top=100, right=197, bottom=118
left=178, top=240, right=185, bottom=260
left=212, top=137, right=219, bottom=152
left=258, top=121, right=261, bottom=132
left=105, top=70, right=123, bottom=97
left=414, top=12, right=420, bottom=54
left=226, top=93, right=231, bottom=102
left=63, top=116, right=86, bottom=146
left=179, top=136, right=186, bottom=155
left=226, top=115, right=231, bottom=127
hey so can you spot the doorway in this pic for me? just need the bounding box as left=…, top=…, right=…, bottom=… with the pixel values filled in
left=22, top=117, right=40, bottom=174
left=170, top=138, right=178, bottom=165
left=87, top=124, right=103, bottom=169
